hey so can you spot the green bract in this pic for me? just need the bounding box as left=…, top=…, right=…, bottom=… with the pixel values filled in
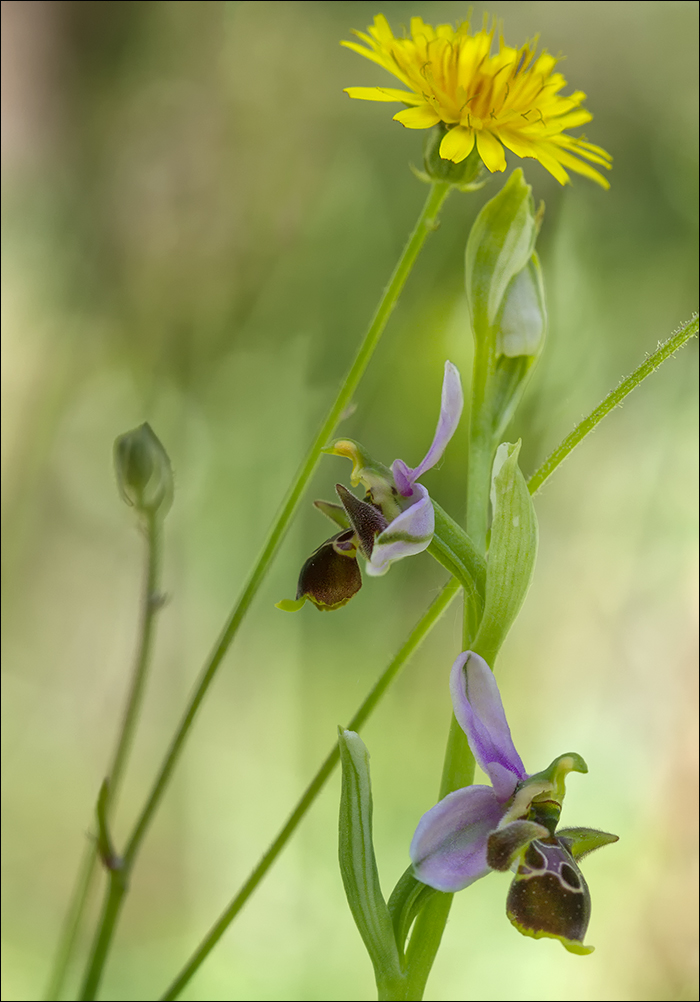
left=473, top=441, right=538, bottom=665
left=337, top=730, right=403, bottom=993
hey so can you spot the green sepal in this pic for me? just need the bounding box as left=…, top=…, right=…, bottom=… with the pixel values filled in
left=337, top=730, right=404, bottom=985
left=472, top=441, right=538, bottom=665
left=314, top=499, right=351, bottom=530
left=556, top=827, right=620, bottom=861
left=423, top=126, right=488, bottom=189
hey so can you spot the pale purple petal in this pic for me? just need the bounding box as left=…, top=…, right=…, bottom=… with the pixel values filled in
left=391, top=458, right=415, bottom=498
left=410, top=785, right=504, bottom=892
left=450, top=652, right=526, bottom=800
left=365, top=485, right=434, bottom=576
left=410, top=361, right=463, bottom=481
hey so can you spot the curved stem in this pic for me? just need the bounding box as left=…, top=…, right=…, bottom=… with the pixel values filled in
left=527, top=315, right=698, bottom=495
left=45, top=513, right=162, bottom=1001
left=158, top=578, right=460, bottom=1001
left=76, top=181, right=452, bottom=1001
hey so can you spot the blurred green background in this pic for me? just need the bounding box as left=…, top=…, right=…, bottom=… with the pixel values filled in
left=2, top=2, right=697, bottom=1000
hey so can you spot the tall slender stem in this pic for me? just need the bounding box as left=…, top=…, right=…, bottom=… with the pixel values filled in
left=45, top=513, right=162, bottom=1001
left=527, top=316, right=698, bottom=495
left=159, top=578, right=460, bottom=1001
left=76, top=181, right=452, bottom=1001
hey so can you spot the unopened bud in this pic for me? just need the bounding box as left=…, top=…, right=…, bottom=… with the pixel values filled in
left=114, top=423, right=173, bottom=518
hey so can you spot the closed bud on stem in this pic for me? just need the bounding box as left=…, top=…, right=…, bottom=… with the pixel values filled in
left=114, top=423, right=173, bottom=518
left=465, top=169, right=547, bottom=444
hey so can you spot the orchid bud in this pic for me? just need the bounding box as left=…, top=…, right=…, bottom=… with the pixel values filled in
left=114, top=423, right=173, bottom=518
left=465, top=168, right=540, bottom=348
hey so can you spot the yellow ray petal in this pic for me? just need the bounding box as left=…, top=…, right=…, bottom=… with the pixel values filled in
left=499, top=130, right=571, bottom=185
left=344, top=87, right=424, bottom=104
left=551, top=148, right=611, bottom=189
left=393, top=105, right=442, bottom=129
left=439, top=125, right=476, bottom=162
left=476, top=129, right=507, bottom=173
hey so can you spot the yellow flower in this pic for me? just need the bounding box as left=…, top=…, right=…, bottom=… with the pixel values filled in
left=342, top=14, right=612, bottom=188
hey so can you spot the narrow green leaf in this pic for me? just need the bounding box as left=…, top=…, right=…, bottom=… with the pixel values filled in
left=338, top=729, right=403, bottom=984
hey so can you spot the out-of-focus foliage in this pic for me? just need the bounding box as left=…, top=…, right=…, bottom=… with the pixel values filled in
left=2, top=3, right=697, bottom=1000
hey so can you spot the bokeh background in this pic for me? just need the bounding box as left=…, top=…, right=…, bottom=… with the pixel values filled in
left=2, top=2, right=697, bottom=1000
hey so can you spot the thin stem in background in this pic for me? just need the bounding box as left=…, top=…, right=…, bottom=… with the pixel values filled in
left=527, top=316, right=698, bottom=495
left=76, top=181, right=453, bottom=1001
left=45, top=513, right=163, bottom=1001
left=159, top=577, right=460, bottom=1001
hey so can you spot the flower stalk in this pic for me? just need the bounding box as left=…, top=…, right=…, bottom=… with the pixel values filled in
left=46, top=437, right=167, bottom=1001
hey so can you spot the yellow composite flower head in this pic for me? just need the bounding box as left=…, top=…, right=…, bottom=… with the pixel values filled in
left=342, top=14, right=612, bottom=188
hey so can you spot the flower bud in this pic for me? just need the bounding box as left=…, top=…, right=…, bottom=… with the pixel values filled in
left=466, top=169, right=539, bottom=345
left=114, top=423, right=173, bottom=518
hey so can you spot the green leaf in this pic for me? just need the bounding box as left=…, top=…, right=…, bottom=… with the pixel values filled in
left=337, top=729, right=404, bottom=987
left=473, top=441, right=538, bottom=664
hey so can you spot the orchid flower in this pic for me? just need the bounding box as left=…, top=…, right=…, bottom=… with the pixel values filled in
left=329, top=359, right=463, bottom=577
left=410, top=651, right=618, bottom=954
left=277, top=361, right=463, bottom=611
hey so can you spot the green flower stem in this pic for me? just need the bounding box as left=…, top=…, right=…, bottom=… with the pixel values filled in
left=527, top=316, right=698, bottom=496
left=465, top=340, right=496, bottom=554
left=75, top=181, right=452, bottom=1000
left=159, top=578, right=460, bottom=1002
left=45, top=512, right=162, bottom=1001
left=399, top=603, right=477, bottom=1002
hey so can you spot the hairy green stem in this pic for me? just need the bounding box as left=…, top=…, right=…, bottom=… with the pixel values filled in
left=159, top=578, right=460, bottom=1001
left=528, top=316, right=698, bottom=495
left=76, top=182, right=452, bottom=1000
left=45, top=513, right=162, bottom=1001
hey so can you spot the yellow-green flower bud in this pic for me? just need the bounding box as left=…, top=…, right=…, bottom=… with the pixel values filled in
left=114, top=423, right=173, bottom=518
